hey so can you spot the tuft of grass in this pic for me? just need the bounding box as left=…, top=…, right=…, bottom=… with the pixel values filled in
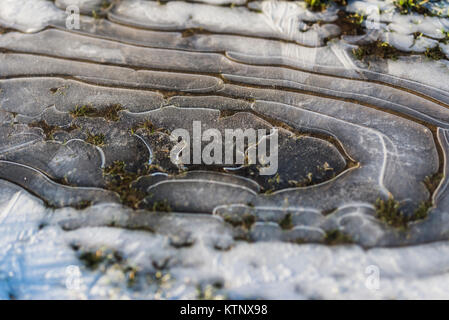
left=28, top=120, right=78, bottom=140
left=287, top=173, right=314, bottom=188
left=223, top=213, right=256, bottom=230
left=375, top=196, right=431, bottom=229
left=352, top=41, right=399, bottom=61
left=304, top=0, right=347, bottom=11
left=49, top=85, right=67, bottom=95
left=102, top=161, right=168, bottom=210
left=78, top=248, right=123, bottom=270
left=346, top=12, right=365, bottom=26
left=413, top=201, right=431, bottom=221
left=74, top=200, right=92, bottom=210
left=137, top=120, right=158, bottom=134
left=279, top=213, right=294, bottom=230
left=103, top=161, right=148, bottom=209
left=424, top=173, right=443, bottom=194
left=79, top=250, right=105, bottom=270
left=28, top=120, right=59, bottom=140
left=78, top=247, right=138, bottom=286
left=86, top=132, right=105, bottom=146
left=92, top=10, right=101, bottom=19
left=104, top=160, right=126, bottom=175
left=0, top=27, right=10, bottom=35
left=324, top=230, right=353, bottom=245
left=332, top=0, right=347, bottom=5
left=394, top=0, right=430, bottom=15
left=424, top=46, right=446, bottom=60
left=99, top=104, right=124, bottom=121
left=131, top=119, right=170, bottom=136
left=70, top=105, right=96, bottom=117
left=442, top=30, right=449, bottom=44
left=304, top=0, right=329, bottom=11
left=196, top=283, right=225, bottom=300
left=101, top=0, right=112, bottom=10
left=375, top=197, right=407, bottom=228
left=352, top=47, right=368, bottom=60
left=151, top=199, right=172, bottom=213
left=125, top=265, right=139, bottom=288
left=70, top=104, right=123, bottom=121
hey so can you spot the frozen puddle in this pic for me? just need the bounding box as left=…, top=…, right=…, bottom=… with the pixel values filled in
left=0, top=0, right=448, bottom=299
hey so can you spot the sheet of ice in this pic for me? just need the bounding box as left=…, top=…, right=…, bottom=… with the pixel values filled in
left=55, top=0, right=108, bottom=14
left=0, top=0, right=65, bottom=33
left=346, top=0, right=449, bottom=54
left=109, top=0, right=340, bottom=46
left=0, top=0, right=449, bottom=300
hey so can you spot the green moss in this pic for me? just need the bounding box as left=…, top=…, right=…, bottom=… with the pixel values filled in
left=262, top=173, right=282, bottom=193
left=224, top=213, right=256, bottom=230
left=92, top=10, right=101, bottom=19
left=102, top=161, right=168, bottom=210
left=70, top=105, right=96, bottom=117
left=324, top=230, right=353, bottom=245
left=373, top=174, right=441, bottom=228
left=99, top=104, right=124, bottom=121
left=352, top=47, right=367, bottom=60
left=74, top=200, right=92, bottom=210
left=138, top=120, right=158, bottom=134
left=131, top=119, right=170, bottom=136
left=28, top=120, right=58, bottom=140
left=181, top=27, right=206, bottom=38
left=70, top=104, right=123, bottom=121
left=424, top=46, right=446, bottom=60
left=78, top=248, right=139, bottom=285
left=124, top=265, right=139, bottom=288
left=288, top=174, right=314, bottom=188
left=305, top=0, right=329, bottom=11
left=442, top=30, right=449, bottom=44
left=413, top=201, right=431, bottom=221
left=394, top=0, right=430, bottom=15
left=304, top=0, right=346, bottom=11
left=290, top=238, right=306, bottom=245
left=279, top=213, right=294, bottom=230
left=0, top=27, right=10, bottom=35
left=267, top=173, right=280, bottom=185
left=151, top=199, right=172, bottom=213
left=104, top=160, right=126, bottom=175
left=79, top=248, right=123, bottom=270
left=375, top=196, right=431, bottom=228
left=196, top=283, right=225, bottom=300
left=86, top=132, right=105, bottom=146
left=332, top=0, right=347, bottom=5
left=375, top=197, right=407, bottom=228
left=346, top=12, right=365, bottom=26
left=352, top=41, right=399, bottom=61
left=103, top=161, right=148, bottom=209
left=28, top=120, right=78, bottom=140
left=49, top=85, right=67, bottom=95
left=424, top=173, right=443, bottom=194
left=101, top=0, right=112, bottom=10
left=79, top=251, right=105, bottom=270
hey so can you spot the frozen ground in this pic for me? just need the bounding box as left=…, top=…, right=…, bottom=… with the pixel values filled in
left=0, top=0, right=449, bottom=299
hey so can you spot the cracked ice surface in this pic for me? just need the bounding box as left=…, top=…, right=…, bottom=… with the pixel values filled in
left=0, top=0, right=449, bottom=299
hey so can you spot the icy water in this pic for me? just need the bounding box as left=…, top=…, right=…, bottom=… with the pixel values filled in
left=0, top=0, right=449, bottom=299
